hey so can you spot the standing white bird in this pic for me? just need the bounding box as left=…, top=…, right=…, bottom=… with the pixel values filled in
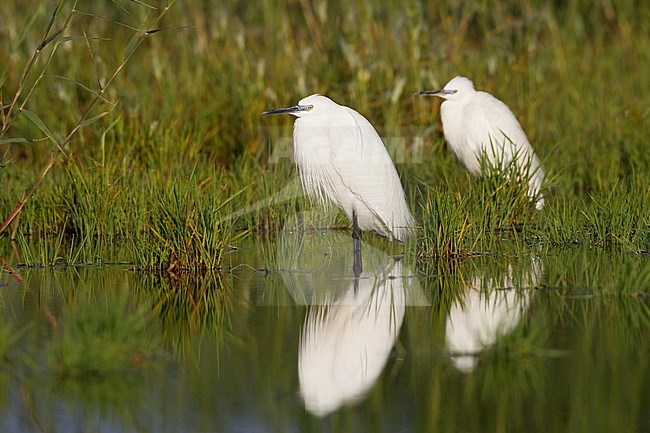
left=262, top=94, right=415, bottom=242
left=416, top=76, right=546, bottom=210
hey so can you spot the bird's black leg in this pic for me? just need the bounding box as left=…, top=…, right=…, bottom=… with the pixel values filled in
left=352, top=209, right=361, bottom=240
left=352, top=210, right=363, bottom=278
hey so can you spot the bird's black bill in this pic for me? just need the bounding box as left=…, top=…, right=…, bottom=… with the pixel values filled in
left=414, top=89, right=457, bottom=96
left=261, top=104, right=311, bottom=115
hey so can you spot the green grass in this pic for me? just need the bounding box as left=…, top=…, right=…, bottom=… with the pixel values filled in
left=0, top=0, right=648, bottom=271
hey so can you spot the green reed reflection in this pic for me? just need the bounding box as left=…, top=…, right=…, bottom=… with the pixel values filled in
left=136, top=271, right=234, bottom=360
left=0, top=237, right=647, bottom=432
left=48, top=290, right=160, bottom=377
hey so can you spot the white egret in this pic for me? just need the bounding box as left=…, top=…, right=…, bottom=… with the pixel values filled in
left=417, top=76, right=546, bottom=210
left=262, top=95, right=416, bottom=242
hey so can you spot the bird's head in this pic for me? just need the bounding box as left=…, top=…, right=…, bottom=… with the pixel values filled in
left=415, top=76, right=475, bottom=101
left=262, top=94, right=337, bottom=118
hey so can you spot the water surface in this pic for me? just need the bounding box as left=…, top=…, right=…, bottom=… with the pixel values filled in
left=0, top=232, right=648, bottom=432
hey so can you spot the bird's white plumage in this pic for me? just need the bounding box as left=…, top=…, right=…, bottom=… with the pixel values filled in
left=299, top=258, right=406, bottom=416
left=290, top=94, right=415, bottom=241
left=431, top=76, right=545, bottom=209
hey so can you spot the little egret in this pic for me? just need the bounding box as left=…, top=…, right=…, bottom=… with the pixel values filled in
left=262, top=94, right=415, bottom=242
left=416, top=76, right=546, bottom=210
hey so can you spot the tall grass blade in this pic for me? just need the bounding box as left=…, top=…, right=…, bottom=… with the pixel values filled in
left=19, top=108, right=61, bottom=146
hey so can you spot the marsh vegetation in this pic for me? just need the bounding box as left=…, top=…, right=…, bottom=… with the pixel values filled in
left=0, top=0, right=648, bottom=431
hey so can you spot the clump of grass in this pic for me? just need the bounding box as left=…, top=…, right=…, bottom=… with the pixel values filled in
left=417, top=154, right=544, bottom=263
left=582, top=180, right=649, bottom=248
left=130, top=171, right=248, bottom=272
left=14, top=230, right=66, bottom=267
left=473, top=150, right=544, bottom=231
left=48, top=292, right=161, bottom=377
left=418, top=189, right=475, bottom=261
left=528, top=174, right=650, bottom=249
left=60, top=161, right=127, bottom=242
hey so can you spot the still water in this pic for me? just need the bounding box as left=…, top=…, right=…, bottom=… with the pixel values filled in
left=0, top=230, right=648, bottom=433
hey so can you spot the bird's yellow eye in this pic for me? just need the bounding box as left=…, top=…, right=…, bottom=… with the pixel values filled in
left=307, top=105, right=314, bottom=110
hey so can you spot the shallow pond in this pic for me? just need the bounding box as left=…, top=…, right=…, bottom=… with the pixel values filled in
left=0, top=230, right=648, bottom=433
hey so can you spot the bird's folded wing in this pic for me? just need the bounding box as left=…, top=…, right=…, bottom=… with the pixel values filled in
left=326, top=109, right=407, bottom=228
left=463, top=96, right=531, bottom=163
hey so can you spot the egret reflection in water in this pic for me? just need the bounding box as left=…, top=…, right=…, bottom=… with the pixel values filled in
left=299, top=257, right=405, bottom=416
left=445, top=256, right=543, bottom=372
left=276, top=214, right=425, bottom=416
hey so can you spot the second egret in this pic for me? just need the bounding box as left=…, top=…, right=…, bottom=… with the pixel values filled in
left=262, top=94, right=415, bottom=242
left=417, top=76, right=546, bottom=210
